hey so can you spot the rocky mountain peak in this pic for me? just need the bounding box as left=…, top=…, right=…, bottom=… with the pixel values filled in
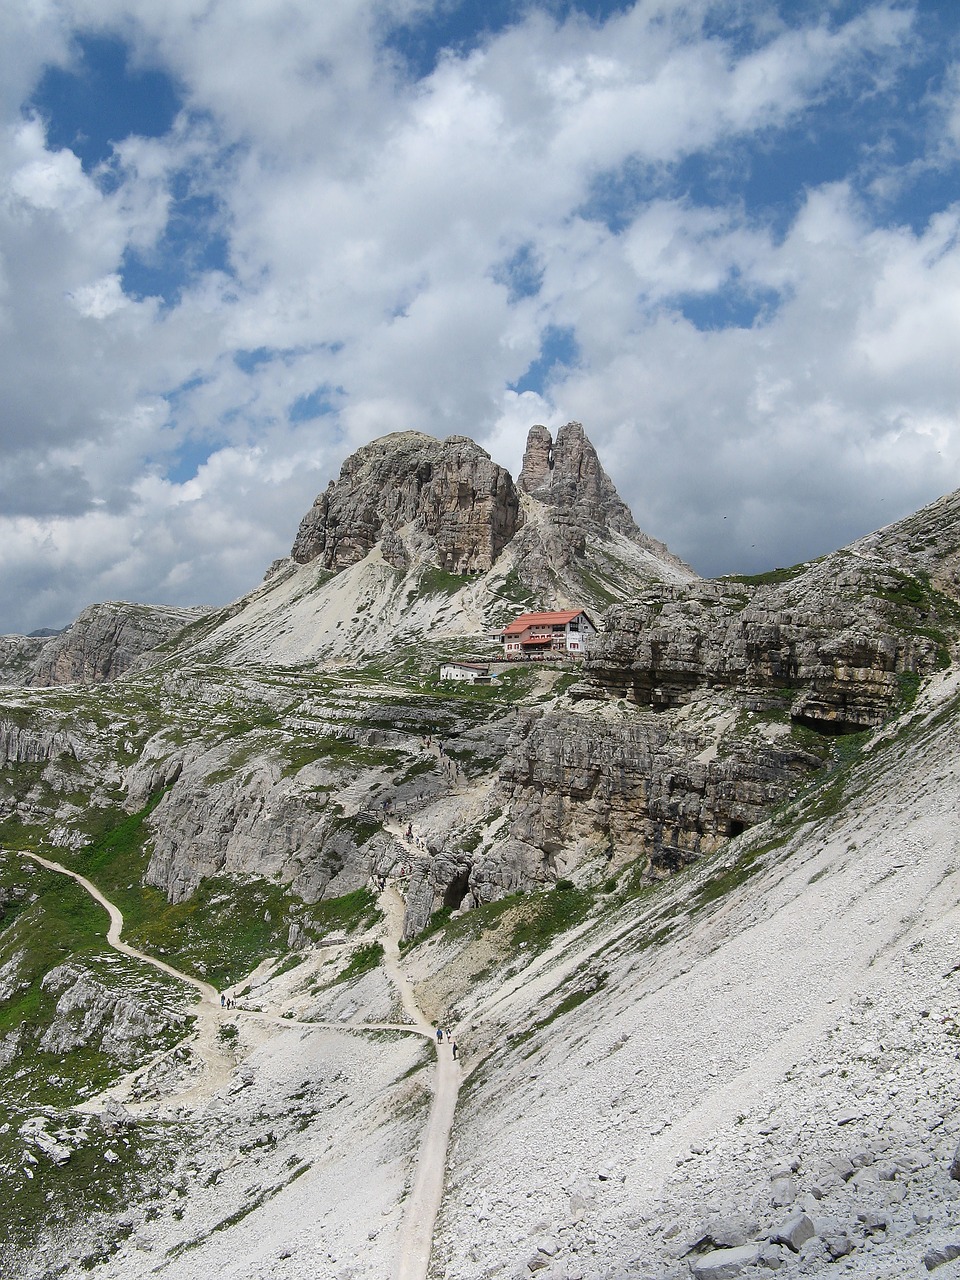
left=290, top=431, right=523, bottom=575
left=518, top=421, right=641, bottom=537
left=510, top=421, right=695, bottom=594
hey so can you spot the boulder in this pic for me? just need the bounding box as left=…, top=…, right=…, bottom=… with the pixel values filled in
left=770, top=1211, right=816, bottom=1253
left=689, top=1244, right=762, bottom=1279
left=925, top=1242, right=960, bottom=1271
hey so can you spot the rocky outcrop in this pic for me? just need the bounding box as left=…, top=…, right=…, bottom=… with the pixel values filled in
left=508, top=423, right=696, bottom=608
left=291, top=432, right=522, bottom=574
left=518, top=421, right=644, bottom=538
left=585, top=554, right=958, bottom=733
left=38, top=964, right=175, bottom=1064
left=492, top=705, right=821, bottom=882
left=22, top=602, right=206, bottom=688
left=142, top=755, right=378, bottom=904
left=0, top=635, right=45, bottom=686
left=0, top=720, right=78, bottom=763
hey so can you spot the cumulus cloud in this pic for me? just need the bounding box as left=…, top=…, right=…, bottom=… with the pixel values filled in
left=0, top=0, right=958, bottom=632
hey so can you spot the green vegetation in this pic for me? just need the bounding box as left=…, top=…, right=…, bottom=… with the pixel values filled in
left=868, top=568, right=960, bottom=669
left=896, top=670, right=922, bottom=707
left=404, top=878, right=595, bottom=952
left=304, top=887, right=381, bottom=936
left=7, top=795, right=381, bottom=992
left=0, top=1116, right=175, bottom=1275
left=691, top=846, right=763, bottom=911
left=417, top=566, right=468, bottom=596
left=508, top=972, right=608, bottom=1050
left=488, top=568, right=538, bottom=614
left=723, top=561, right=809, bottom=586
left=511, top=880, right=594, bottom=949
left=337, top=941, right=384, bottom=982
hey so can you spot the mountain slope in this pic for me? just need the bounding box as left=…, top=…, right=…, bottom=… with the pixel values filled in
left=423, top=664, right=960, bottom=1278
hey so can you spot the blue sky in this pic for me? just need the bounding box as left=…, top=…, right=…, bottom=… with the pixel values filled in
left=2, top=0, right=960, bottom=632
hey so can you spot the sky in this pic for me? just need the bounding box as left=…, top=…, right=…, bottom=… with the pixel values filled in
left=2, top=0, right=960, bottom=634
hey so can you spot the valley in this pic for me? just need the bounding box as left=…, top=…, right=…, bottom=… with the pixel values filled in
left=2, top=423, right=960, bottom=1278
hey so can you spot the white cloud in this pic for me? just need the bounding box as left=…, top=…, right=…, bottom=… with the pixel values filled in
left=0, top=0, right=958, bottom=632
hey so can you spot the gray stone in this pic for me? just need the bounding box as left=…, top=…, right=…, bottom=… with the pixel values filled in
left=770, top=1177, right=796, bottom=1207
left=689, top=1244, right=762, bottom=1280
left=701, top=1218, right=756, bottom=1249
left=770, top=1212, right=816, bottom=1253
left=835, top=1107, right=861, bottom=1126
left=824, top=1156, right=856, bottom=1181
left=758, top=1244, right=784, bottom=1270
left=925, top=1242, right=960, bottom=1271
left=823, top=1233, right=855, bottom=1260
left=856, top=1210, right=889, bottom=1234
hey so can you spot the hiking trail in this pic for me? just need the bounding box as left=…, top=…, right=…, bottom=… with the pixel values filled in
left=19, top=851, right=461, bottom=1280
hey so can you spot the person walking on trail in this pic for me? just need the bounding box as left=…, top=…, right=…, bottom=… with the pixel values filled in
left=451, top=1040, right=459, bottom=1060
left=436, top=1027, right=443, bottom=1043
left=220, top=994, right=225, bottom=1008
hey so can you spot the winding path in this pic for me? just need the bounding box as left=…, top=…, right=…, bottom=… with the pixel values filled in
left=20, top=852, right=218, bottom=1002
left=19, top=852, right=461, bottom=1280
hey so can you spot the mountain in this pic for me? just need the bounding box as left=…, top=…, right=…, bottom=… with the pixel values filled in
left=178, top=422, right=695, bottom=669
left=1, top=422, right=960, bottom=1278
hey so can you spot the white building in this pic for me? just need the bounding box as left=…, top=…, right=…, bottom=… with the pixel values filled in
left=438, top=661, right=495, bottom=684
left=499, top=609, right=596, bottom=659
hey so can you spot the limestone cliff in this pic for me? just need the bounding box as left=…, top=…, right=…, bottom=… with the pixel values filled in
left=518, top=420, right=647, bottom=537
left=0, top=602, right=208, bottom=689
left=507, top=422, right=696, bottom=609
left=290, top=432, right=522, bottom=574
left=196, top=423, right=692, bottom=667
left=0, top=635, right=45, bottom=686
left=584, top=549, right=958, bottom=733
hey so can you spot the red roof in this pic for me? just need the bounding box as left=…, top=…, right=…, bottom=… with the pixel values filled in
left=502, top=609, right=587, bottom=636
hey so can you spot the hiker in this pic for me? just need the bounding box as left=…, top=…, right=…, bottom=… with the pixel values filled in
left=436, top=1027, right=443, bottom=1043
left=452, top=1040, right=459, bottom=1059
left=220, top=994, right=225, bottom=1008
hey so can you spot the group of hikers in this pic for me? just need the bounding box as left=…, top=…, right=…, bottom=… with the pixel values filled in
left=219, top=993, right=237, bottom=1009
left=436, top=1025, right=459, bottom=1059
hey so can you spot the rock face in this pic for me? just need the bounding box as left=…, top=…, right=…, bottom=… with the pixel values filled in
left=0, top=635, right=45, bottom=686
left=291, top=432, right=522, bottom=574
left=584, top=554, right=957, bottom=733
left=138, top=744, right=380, bottom=905
left=509, top=423, right=696, bottom=605
left=4, top=602, right=207, bottom=689
left=0, top=721, right=77, bottom=764
left=518, top=420, right=643, bottom=537
left=39, top=965, right=174, bottom=1064
left=492, top=704, right=821, bottom=882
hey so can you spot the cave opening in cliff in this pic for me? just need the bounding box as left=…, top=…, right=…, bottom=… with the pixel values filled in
left=791, top=713, right=870, bottom=736
left=442, top=869, right=471, bottom=910
left=728, top=819, right=747, bottom=837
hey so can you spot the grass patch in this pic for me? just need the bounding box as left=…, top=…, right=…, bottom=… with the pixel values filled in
left=418, top=567, right=468, bottom=596
left=723, top=562, right=808, bottom=587
left=690, top=832, right=788, bottom=915
left=337, top=941, right=384, bottom=983
left=509, top=882, right=594, bottom=951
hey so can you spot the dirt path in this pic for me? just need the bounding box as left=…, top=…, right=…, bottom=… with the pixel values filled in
left=20, top=852, right=218, bottom=1002
left=380, top=886, right=462, bottom=1280
left=24, top=852, right=461, bottom=1280
left=18, top=851, right=240, bottom=1111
